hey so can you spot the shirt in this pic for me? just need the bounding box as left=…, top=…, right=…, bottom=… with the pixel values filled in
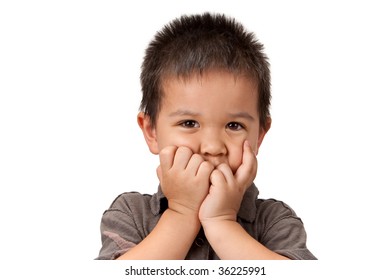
left=96, top=184, right=316, bottom=260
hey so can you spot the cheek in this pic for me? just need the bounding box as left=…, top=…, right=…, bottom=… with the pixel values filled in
left=227, top=144, right=244, bottom=173
left=157, top=133, right=199, bottom=153
left=227, top=135, right=259, bottom=173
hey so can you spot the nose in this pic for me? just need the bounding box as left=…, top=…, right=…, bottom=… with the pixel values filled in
left=200, top=130, right=227, bottom=163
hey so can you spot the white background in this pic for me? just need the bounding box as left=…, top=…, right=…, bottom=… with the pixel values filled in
left=1, top=0, right=389, bottom=278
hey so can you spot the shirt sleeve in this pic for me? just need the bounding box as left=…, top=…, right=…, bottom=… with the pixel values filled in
left=257, top=199, right=317, bottom=260
left=95, top=193, right=148, bottom=260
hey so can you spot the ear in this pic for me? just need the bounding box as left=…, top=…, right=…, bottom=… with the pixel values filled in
left=137, top=112, right=159, bottom=155
left=255, top=117, right=272, bottom=155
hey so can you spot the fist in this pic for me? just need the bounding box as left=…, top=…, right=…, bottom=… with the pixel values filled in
left=157, top=146, right=214, bottom=215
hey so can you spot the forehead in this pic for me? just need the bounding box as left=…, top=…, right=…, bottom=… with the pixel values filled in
left=160, top=70, right=259, bottom=110
left=160, top=71, right=259, bottom=119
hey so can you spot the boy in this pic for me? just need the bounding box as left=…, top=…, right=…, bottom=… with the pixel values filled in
left=96, top=13, right=316, bottom=260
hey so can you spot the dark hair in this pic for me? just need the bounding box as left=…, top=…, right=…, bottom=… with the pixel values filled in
left=140, top=12, right=271, bottom=129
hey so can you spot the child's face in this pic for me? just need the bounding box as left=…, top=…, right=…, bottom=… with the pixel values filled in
left=139, top=70, right=269, bottom=174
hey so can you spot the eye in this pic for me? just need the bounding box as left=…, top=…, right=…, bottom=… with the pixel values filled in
left=179, top=120, right=200, bottom=128
left=226, top=122, right=244, bottom=131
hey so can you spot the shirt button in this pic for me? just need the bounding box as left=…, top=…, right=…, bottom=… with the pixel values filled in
left=195, top=237, right=204, bottom=247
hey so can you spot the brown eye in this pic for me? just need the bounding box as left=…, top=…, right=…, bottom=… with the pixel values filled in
left=180, top=120, right=200, bottom=128
left=226, top=122, right=243, bottom=131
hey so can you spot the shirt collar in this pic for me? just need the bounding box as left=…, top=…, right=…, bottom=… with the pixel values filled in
left=237, top=183, right=259, bottom=222
left=150, top=183, right=259, bottom=223
left=150, top=185, right=167, bottom=216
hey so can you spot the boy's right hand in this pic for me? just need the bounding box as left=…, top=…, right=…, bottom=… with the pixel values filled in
left=157, top=146, right=214, bottom=216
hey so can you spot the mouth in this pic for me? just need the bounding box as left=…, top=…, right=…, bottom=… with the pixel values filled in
left=205, top=158, right=231, bottom=170
left=204, top=158, right=223, bottom=168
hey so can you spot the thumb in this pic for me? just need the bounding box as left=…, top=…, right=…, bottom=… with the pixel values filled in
left=235, top=140, right=257, bottom=187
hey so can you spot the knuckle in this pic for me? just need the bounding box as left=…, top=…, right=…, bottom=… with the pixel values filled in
left=159, top=146, right=175, bottom=157
left=191, top=153, right=203, bottom=162
left=177, top=146, right=192, bottom=154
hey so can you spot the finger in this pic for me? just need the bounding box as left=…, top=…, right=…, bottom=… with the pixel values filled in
left=235, top=140, right=257, bottom=186
left=216, top=163, right=235, bottom=186
left=173, top=146, right=193, bottom=170
left=196, top=160, right=214, bottom=179
left=210, top=169, right=227, bottom=186
left=186, top=154, right=206, bottom=176
left=159, top=146, right=178, bottom=171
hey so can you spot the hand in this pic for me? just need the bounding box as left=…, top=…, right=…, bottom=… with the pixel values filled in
left=157, top=146, right=214, bottom=216
left=199, top=141, right=257, bottom=223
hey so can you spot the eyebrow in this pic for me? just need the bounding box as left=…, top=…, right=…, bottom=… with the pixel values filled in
left=169, top=110, right=255, bottom=121
left=228, top=112, right=255, bottom=121
left=168, top=110, right=201, bottom=117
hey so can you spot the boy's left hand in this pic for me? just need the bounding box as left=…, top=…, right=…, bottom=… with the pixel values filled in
left=199, top=141, right=257, bottom=224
